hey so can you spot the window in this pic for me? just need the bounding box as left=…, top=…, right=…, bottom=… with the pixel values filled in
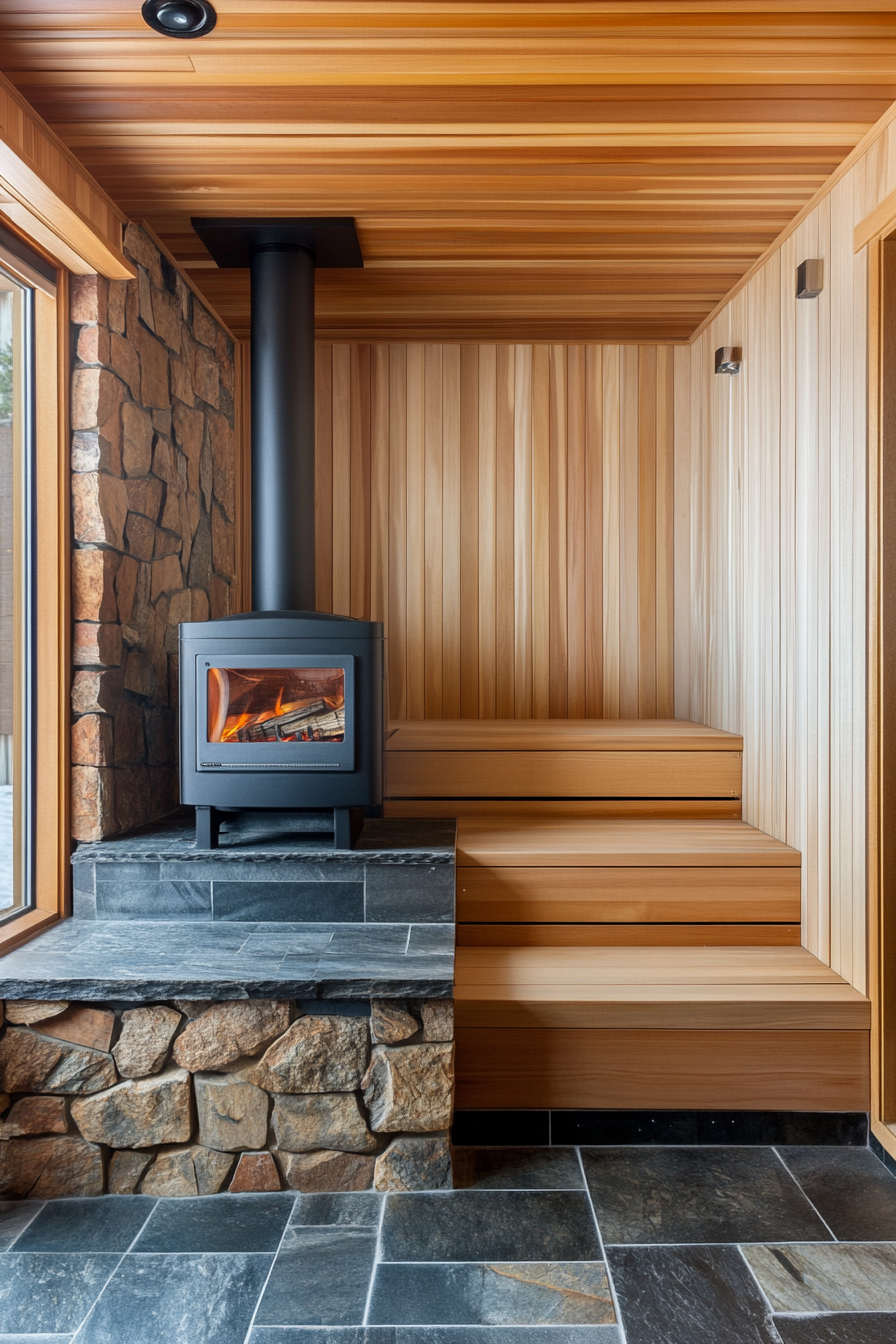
left=0, top=264, right=33, bottom=920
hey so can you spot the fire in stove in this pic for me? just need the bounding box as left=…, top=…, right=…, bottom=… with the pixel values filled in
left=207, top=666, right=346, bottom=744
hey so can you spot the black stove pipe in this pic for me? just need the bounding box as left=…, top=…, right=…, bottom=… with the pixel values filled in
left=249, top=244, right=316, bottom=612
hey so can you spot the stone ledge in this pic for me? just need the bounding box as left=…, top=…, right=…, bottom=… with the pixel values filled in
left=0, top=921, right=454, bottom=1003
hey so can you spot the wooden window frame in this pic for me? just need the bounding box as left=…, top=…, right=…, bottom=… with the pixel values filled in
left=0, top=234, right=70, bottom=955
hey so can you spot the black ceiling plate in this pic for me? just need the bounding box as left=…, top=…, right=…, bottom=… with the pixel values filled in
left=191, top=217, right=363, bottom=269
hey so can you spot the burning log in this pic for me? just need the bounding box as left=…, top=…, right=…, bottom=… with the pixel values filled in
left=237, top=700, right=345, bottom=743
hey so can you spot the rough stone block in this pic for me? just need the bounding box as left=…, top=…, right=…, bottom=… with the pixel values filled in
left=108, top=278, right=127, bottom=333
left=108, top=1149, right=152, bottom=1194
left=72, top=430, right=103, bottom=473
left=141, top=1147, right=198, bottom=1197
left=36, top=1005, right=116, bottom=1053
left=72, top=472, right=129, bottom=549
left=173, top=1000, right=291, bottom=1072
left=195, top=1072, right=269, bottom=1152
left=72, top=766, right=116, bottom=841
left=192, top=588, right=209, bottom=622
left=113, top=702, right=145, bottom=766
left=0, top=1135, right=104, bottom=1198
left=110, top=333, right=141, bottom=401
left=0, top=1096, right=68, bottom=1138
left=0, top=1025, right=117, bottom=1095
left=150, top=553, right=183, bottom=601
left=152, top=433, right=178, bottom=485
left=146, top=707, right=177, bottom=766
left=74, top=621, right=123, bottom=668
left=362, top=1044, right=454, bottom=1133
left=271, top=1092, right=378, bottom=1155
left=5, top=1000, right=69, bottom=1025
left=122, top=401, right=154, bottom=477
left=114, top=764, right=152, bottom=834
left=124, top=224, right=164, bottom=286
left=113, top=1005, right=181, bottom=1078
left=191, top=1144, right=235, bottom=1194
left=73, top=548, right=120, bottom=623
left=251, top=1015, right=369, bottom=1095
left=77, top=322, right=110, bottom=366
left=134, top=323, right=170, bottom=408
left=170, top=358, right=194, bottom=406
left=211, top=501, right=234, bottom=580
left=278, top=1149, right=374, bottom=1193
left=373, top=1133, right=452, bottom=1192
left=229, top=1151, right=281, bottom=1192
left=72, top=669, right=124, bottom=716
left=173, top=1000, right=216, bottom=1019
left=154, top=528, right=181, bottom=560
left=71, top=1067, right=192, bottom=1148
left=71, top=273, right=108, bottom=326
left=72, top=714, right=114, bottom=767
left=371, top=1001, right=419, bottom=1045
left=420, top=1000, right=454, bottom=1042
left=115, top=557, right=140, bottom=627
left=193, top=301, right=217, bottom=348
left=153, top=288, right=183, bottom=355
left=189, top=338, right=219, bottom=407
left=123, top=649, right=154, bottom=698
left=125, top=512, right=155, bottom=562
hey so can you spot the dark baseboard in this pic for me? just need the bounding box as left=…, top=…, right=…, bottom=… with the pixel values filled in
left=451, top=1109, right=868, bottom=1148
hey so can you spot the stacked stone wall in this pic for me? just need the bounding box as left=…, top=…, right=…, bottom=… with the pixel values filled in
left=0, top=996, right=454, bottom=1198
left=70, top=224, right=238, bottom=842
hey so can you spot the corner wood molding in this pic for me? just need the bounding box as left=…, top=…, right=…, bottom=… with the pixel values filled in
left=856, top=185, right=896, bottom=253
left=0, top=71, right=134, bottom=280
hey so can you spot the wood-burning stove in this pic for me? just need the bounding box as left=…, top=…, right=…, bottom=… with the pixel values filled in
left=178, top=217, right=382, bottom=849
left=179, top=610, right=383, bottom=849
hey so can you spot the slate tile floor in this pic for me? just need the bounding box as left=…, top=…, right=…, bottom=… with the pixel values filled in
left=2, top=1145, right=896, bottom=1341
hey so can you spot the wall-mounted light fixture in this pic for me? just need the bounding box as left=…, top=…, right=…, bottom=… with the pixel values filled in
left=796, top=259, right=824, bottom=299
left=141, top=0, right=216, bottom=38
left=715, top=346, right=742, bottom=375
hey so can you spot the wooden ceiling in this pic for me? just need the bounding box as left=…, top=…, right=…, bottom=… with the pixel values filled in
left=1, top=2, right=895, bottom=342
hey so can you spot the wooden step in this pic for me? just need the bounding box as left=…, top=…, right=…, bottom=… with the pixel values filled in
left=457, top=817, right=799, bottom=867
left=455, top=945, right=870, bottom=1111
left=385, top=718, right=743, bottom=807
left=458, top=924, right=803, bottom=947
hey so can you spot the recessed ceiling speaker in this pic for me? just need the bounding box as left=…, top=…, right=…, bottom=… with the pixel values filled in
left=797, top=258, right=824, bottom=299
left=141, top=0, right=216, bottom=38
left=715, top=346, right=742, bottom=375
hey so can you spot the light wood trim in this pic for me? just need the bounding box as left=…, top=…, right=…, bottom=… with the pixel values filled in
left=456, top=944, right=848, bottom=985
left=856, top=187, right=896, bottom=254
left=690, top=95, right=896, bottom=341
left=457, top=818, right=800, bottom=867
left=872, top=1118, right=896, bottom=1164
left=455, top=1028, right=871, bottom=1110
left=385, top=798, right=743, bottom=819
left=1, top=271, right=69, bottom=953
left=388, top=749, right=742, bottom=798
left=457, top=866, right=801, bottom=924
left=457, top=923, right=803, bottom=947
left=386, top=717, right=743, bottom=751
left=0, top=72, right=133, bottom=279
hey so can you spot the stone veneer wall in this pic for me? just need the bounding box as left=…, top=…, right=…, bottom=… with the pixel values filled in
left=0, top=997, right=454, bottom=1198
left=70, top=224, right=238, bottom=842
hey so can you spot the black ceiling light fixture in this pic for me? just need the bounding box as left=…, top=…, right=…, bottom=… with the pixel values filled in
left=141, top=0, right=216, bottom=38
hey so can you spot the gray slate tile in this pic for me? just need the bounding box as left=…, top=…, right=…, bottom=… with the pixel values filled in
left=368, top=1261, right=615, bottom=1326
left=133, top=1194, right=295, bottom=1253
left=249, top=1329, right=619, bottom=1343
left=95, top=880, right=212, bottom=920
left=777, top=1146, right=896, bottom=1239
left=607, top=1245, right=781, bottom=1344
left=0, top=1254, right=120, bottom=1335
left=743, top=1242, right=896, bottom=1313
left=775, top=1316, right=896, bottom=1344
left=380, top=1191, right=601, bottom=1262
left=255, top=1227, right=377, bottom=1326
left=582, top=1146, right=831, bottom=1244
left=365, top=864, right=455, bottom=923
left=0, top=1201, right=44, bottom=1251
left=452, top=1147, right=584, bottom=1191
left=75, top=1252, right=272, bottom=1344
left=0, top=1336, right=75, bottom=1343
left=213, top=881, right=364, bottom=922
left=11, top=1197, right=156, bottom=1252
left=407, top=924, right=456, bottom=954
left=287, top=1193, right=383, bottom=1228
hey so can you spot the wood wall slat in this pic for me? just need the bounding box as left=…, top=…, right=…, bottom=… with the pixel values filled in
left=319, top=342, right=680, bottom=725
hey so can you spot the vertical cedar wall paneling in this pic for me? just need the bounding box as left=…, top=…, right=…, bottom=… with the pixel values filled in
left=677, top=121, right=896, bottom=995
left=316, top=344, right=676, bottom=724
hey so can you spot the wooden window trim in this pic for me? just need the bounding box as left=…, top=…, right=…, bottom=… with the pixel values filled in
left=0, top=258, right=70, bottom=955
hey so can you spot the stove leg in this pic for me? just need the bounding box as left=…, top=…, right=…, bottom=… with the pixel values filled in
left=195, top=806, right=220, bottom=850
left=333, top=807, right=363, bottom=850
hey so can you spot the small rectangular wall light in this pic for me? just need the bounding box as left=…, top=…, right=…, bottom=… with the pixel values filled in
left=797, top=258, right=824, bottom=299
left=715, top=346, right=742, bottom=375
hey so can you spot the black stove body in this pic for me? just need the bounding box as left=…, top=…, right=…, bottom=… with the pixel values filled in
left=179, top=611, right=383, bottom=849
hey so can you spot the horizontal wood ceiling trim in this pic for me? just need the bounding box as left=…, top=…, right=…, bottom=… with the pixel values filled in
left=2, top=3, right=895, bottom=338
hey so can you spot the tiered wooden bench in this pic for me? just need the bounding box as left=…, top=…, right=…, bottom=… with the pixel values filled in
left=386, top=719, right=871, bottom=1113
